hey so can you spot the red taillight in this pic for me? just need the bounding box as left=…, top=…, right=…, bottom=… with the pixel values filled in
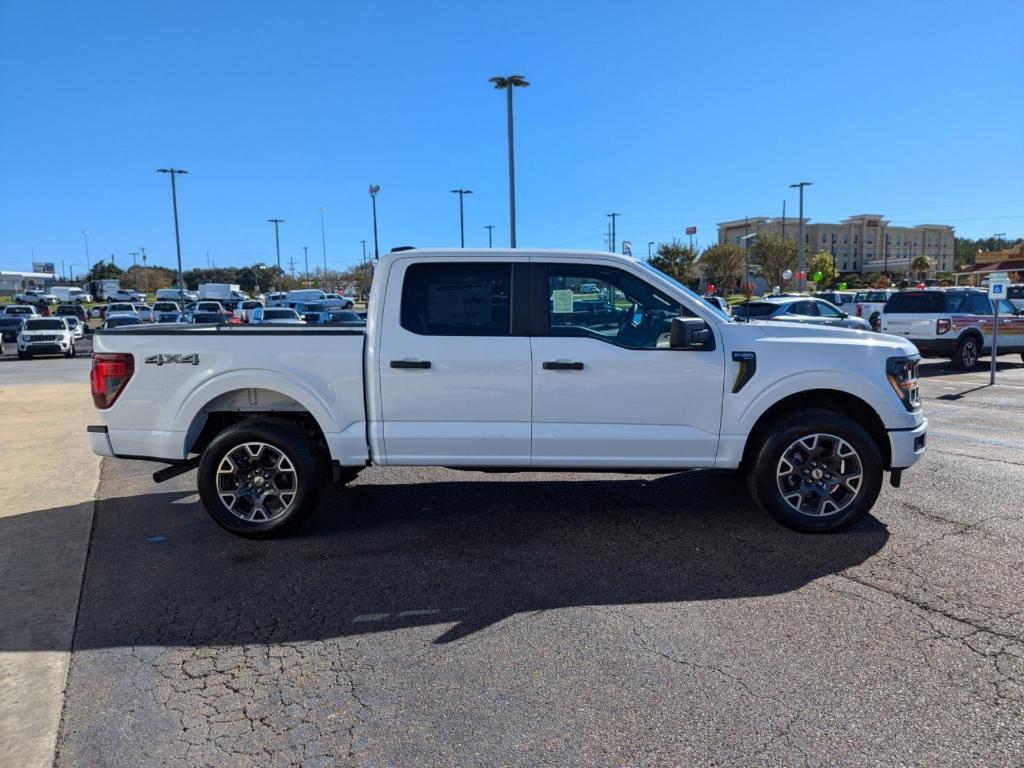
left=855, top=305, right=862, bottom=317
left=228, top=316, right=242, bottom=324
left=90, top=353, right=134, bottom=409
left=936, top=319, right=951, bottom=335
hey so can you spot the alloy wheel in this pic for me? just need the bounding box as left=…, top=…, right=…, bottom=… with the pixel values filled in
left=776, top=433, right=863, bottom=517
left=215, top=442, right=298, bottom=522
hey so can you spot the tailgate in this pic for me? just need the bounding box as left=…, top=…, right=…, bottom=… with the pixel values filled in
left=882, top=313, right=936, bottom=339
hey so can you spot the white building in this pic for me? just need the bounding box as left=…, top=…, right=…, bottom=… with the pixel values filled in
left=717, top=214, right=955, bottom=276
left=0, top=270, right=58, bottom=297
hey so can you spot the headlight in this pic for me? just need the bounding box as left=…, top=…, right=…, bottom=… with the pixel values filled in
left=887, top=356, right=921, bottom=412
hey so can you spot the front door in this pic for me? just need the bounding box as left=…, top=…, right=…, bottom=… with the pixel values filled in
left=376, top=258, right=532, bottom=466
left=530, top=261, right=725, bottom=468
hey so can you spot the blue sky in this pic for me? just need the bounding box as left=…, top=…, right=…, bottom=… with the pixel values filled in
left=1, top=0, right=1022, bottom=276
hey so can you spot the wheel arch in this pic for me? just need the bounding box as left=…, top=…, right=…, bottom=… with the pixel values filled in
left=740, top=389, right=891, bottom=471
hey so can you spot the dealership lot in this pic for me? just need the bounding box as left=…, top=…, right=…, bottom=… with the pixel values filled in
left=1, top=352, right=1022, bottom=766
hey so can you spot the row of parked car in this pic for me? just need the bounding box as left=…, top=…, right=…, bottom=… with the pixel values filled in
left=719, top=285, right=1024, bottom=371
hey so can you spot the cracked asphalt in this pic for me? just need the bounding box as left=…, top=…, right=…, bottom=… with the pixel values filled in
left=45, top=358, right=1024, bottom=767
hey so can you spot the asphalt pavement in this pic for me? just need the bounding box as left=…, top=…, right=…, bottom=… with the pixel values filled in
left=8, top=351, right=1024, bottom=767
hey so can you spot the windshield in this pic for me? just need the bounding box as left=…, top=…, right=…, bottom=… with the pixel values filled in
left=107, top=316, right=142, bottom=327
left=637, top=261, right=732, bottom=322
left=26, top=319, right=65, bottom=330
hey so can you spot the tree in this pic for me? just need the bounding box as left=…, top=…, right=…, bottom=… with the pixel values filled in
left=911, top=255, right=931, bottom=280
left=809, top=250, right=837, bottom=288
left=749, top=235, right=796, bottom=292
left=699, top=243, right=745, bottom=293
left=85, top=260, right=123, bottom=282
left=648, top=239, right=699, bottom=286
left=340, top=263, right=374, bottom=299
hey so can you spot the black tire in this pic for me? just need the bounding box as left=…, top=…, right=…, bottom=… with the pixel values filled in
left=746, top=409, right=883, bottom=533
left=198, top=418, right=325, bottom=538
left=868, top=311, right=881, bottom=332
left=951, top=335, right=981, bottom=371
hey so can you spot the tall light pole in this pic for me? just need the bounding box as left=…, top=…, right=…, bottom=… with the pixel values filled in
left=489, top=75, right=529, bottom=247
left=80, top=229, right=91, bottom=274
left=360, top=240, right=368, bottom=264
left=320, top=207, right=328, bottom=276
left=484, top=225, right=494, bottom=248
left=789, top=181, right=813, bottom=291
left=648, top=241, right=655, bottom=259
left=302, top=246, right=309, bottom=281
left=267, top=218, right=285, bottom=277
left=368, top=185, right=380, bottom=259
left=450, top=189, right=473, bottom=247
left=606, top=212, right=619, bottom=254
left=141, top=248, right=149, bottom=295
left=157, top=168, right=188, bottom=304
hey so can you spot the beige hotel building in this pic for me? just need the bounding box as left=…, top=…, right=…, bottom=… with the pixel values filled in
left=717, top=214, right=954, bottom=275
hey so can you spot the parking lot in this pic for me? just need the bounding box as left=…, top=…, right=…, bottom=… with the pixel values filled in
left=0, top=350, right=1016, bottom=766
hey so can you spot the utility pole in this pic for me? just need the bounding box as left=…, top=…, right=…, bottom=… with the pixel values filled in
left=302, top=246, right=309, bottom=281
left=484, top=225, right=494, bottom=248
left=320, top=207, right=328, bottom=276
left=130, top=250, right=138, bottom=269
left=489, top=75, right=529, bottom=247
left=288, top=256, right=296, bottom=278
left=789, top=181, right=813, bottom=291
left=267, top=218, right=285, bottom=274
left=450, top=189, right=473, bottom=247
left=368, top=185, right=380, bottom=259
left=781, top=200, right=787, bottom=240
left=606, top=212, right=619, bottom=254
left=157, top=168, right=189, bottom=305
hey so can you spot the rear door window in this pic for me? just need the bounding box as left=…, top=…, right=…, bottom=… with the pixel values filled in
left=401, top=262, right=512, bottom=336
left=789, top=301, right=819, bottom=316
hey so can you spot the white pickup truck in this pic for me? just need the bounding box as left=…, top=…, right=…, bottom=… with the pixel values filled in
left=88, top=249, right=927, bottom=537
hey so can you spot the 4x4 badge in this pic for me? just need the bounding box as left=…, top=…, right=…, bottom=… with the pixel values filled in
left=144, top=354, right=199, bottom=366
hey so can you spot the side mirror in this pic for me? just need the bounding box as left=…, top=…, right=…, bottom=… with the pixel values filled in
left=670, top=317, right=716, bottom=350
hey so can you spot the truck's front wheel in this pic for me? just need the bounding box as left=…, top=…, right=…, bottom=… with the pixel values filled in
left=746, top=411, right=882, bottom=533
left=198, top=418, right=323, bottom=538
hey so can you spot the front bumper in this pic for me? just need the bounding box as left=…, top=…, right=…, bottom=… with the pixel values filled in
left=888, top=417, right=928, bottom=469
left=19, top=341, right=69, bottom=354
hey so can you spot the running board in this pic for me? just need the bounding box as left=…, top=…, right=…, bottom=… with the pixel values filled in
left=152, top=457, right=201, bottom=484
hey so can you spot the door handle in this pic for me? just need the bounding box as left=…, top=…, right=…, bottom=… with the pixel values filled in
left=542, top=361, right=584, bottom=371
left=390, top=359, right=431, bottom=369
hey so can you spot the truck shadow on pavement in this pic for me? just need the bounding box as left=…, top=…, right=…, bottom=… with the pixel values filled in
left=3, top=469, right=889, bottom=650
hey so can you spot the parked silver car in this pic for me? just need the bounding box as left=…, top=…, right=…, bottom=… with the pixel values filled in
left=731, top=296, right=873, bottom=330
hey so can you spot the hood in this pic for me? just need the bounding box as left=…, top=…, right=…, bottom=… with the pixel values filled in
left=725, top=319, right=919, bottom=356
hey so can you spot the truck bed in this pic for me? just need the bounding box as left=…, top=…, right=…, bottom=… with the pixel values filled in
left=90, top=325, right=368, bottom=464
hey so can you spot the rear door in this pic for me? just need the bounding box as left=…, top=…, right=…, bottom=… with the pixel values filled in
left=529, top=260, right=725, bottom=468
left=376, top=258, right=532, bottom=466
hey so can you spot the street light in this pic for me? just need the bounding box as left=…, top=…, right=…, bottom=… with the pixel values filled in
left=489, top=74, right=529, bottom=247
left=788, top=181, right=813, bottom=291
left=80, top=229, right=91, bottom=274
left=320, top=207, right=328, bottom=276
left=267, top=218, right=285, bottom=279
left=368, top=185, right=381, bottom=259
left=302, top=246, right=309, bottom=281
left=157, top=168, right=188, bottom=304
left=450, top=189, right=473, bottom=247
left=484, top=225, right=494, bottom=248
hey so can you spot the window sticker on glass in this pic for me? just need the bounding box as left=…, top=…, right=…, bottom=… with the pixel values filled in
left=551, top=289, right=574, bottom=314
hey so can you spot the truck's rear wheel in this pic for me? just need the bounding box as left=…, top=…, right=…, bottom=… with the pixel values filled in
left=746, top=410, right=882, bottom=533
left=198, top=418, right=323, bottom=538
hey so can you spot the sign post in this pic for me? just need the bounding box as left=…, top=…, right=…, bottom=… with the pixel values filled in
left=988, top=272, right=1009, bottom=385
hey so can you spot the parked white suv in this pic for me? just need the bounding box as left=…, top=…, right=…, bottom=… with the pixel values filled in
left=18, top=317, right=76, bottom=359
left=88, top=248, right=927, bottom=538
